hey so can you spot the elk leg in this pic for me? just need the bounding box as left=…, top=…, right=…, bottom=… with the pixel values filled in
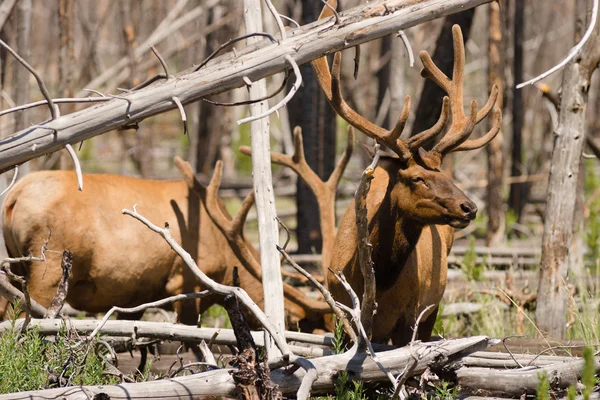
left=415, top=306, right=439, bottom=342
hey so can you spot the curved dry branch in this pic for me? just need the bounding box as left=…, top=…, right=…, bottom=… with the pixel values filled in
left=122, top=205, right=292, bottom=357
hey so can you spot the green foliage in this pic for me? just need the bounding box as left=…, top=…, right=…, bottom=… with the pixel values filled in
left=433, top=380, right=459, bottom=400
left=461, top=236, right=485, bottom=281
left=566, top=385, right=577, bottom=400
left=581, top=347, right=596, bottom=400
left=0, top=307, right=118, bottom=393
left=536, top=371, right=550, bottom=400
left=331, top=315, right=347, bottom=355
left=200, top=304, right=232, bottom=329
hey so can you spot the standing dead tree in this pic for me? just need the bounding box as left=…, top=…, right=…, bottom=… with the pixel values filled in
left=536, top=0, right=600, bottom=338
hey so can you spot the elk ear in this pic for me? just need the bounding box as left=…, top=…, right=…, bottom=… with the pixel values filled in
left=417, top=147, right=442, bottom=170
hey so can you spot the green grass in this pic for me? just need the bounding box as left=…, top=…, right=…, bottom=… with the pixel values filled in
left=0, top=305, right=119, bottom=393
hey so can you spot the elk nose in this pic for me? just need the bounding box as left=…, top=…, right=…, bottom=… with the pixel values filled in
left=460, top=201, right=478, bottom=219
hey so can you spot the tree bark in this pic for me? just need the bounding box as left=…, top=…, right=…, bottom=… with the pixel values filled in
left=486, top=2, right=506, bottom=246
left=536, top=0, right=600, bottom=339
left=289, top=0, right=337, bottom=256
left=410, top=9, right=476, bottom=139
left=0, top=0, right=494, bottom=172
left=508, top=0, right=526, bottom=221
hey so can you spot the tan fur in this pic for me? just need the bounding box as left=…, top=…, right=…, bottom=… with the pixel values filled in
left=1, top=170, right=323, bottom=327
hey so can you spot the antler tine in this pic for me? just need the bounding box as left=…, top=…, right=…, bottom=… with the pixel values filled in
left=407, top=96, right=449, bottom=151
left=419, top=50, right=451, bottom=94
left=432, top=99, right=478, bottom=155
left=231, top=191, right=255, bottom=235
left=418, top=25, right=502, bottom=160
left=389, top=96, right=411, bottom=141
left=328, top=51, right=413, bottom=160
left=291, top=126, right=306, bottom=164
left=476, top=84, right=499, bottom=123
left=327, top=125, right=355, bottom=189
left=453, top=109, right=502, bottom=152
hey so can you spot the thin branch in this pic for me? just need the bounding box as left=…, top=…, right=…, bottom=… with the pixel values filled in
left=516, top=0, right=599, bottom=88
left=0, top=166, right=18, bottom=197
left=355, top=143, right=381, bottom=347
left=0, top=38, right=57, bottom=119
left=202, top=70, right=289, bottom=106
left=293, top=357, right=318, bottom=400
left=392, top=304, right=436, bottom=400
left=277, top=245, right=357, bottom=343
left=194, top=32, right=276, bottom=71
left=264, top=0, right=287, bottom=40
left=279, top=14, right=299, bottom=28
left=88, top=291, right=210, bottom=340
left=331, top=269, right=398, bottom=393
left=171, top=96, right=188, bottom=135
left=237, top=54, right=302, bottom=125
left=396, top=30, right=415, bottom=67
left=64, top=144, right=83, bottom=191
left=321, top=0, right=340, bottom=24
left=43, top=250, right=72, bottom=319
left=150, top=45, right=172, bottom=79
left=122, top=206, right=292, bottom=359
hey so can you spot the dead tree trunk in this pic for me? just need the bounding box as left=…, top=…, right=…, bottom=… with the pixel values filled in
left=486, top=1, right=506, bottom=246
left=508, top=0, right=526, bottom=222
left=194, top=1, right=235, bottom=177
left=536, top=0, right=600, bottom=339
left=289, top=0, right=337, bottom=257
left=410, top=9, right=475, bottom=139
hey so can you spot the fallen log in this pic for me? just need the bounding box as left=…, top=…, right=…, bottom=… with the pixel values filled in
left=0, top=336, right=493, bottom=399
left=457, top=357, right=600, bottom=395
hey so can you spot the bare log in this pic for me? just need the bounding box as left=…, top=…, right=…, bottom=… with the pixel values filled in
left=0, top=336, right=493, bottom=399
left=457, top=357, right=600, bottom=395
left=0, top=0, right=493, bottom=172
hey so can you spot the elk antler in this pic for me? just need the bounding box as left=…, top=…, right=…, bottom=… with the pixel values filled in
left=174, top=157, right=332, bottom=315
left=241, top=125, right=354, bottom=275
left=419, top=25, right=502, bottom=167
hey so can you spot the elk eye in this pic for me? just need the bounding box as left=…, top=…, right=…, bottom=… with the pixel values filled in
left=412, top=177, right=425, bottom=184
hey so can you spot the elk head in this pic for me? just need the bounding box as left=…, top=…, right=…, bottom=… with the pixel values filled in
left=312, top=10, right=501, bottom=230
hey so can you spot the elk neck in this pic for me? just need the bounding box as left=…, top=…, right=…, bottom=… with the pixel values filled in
left=368, top=168, right=425, bottom=292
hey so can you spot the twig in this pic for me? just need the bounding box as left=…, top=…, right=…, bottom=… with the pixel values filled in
left=194, top=32, right=276, bottom=71
left=516, top=0, right=598, bottom=88
left=171, top=96, right=188, bottom=135
left=2, top=268, right=32, bottom=334
left=264, top=0, right=287, bottom=40
left=64, top=144, right=83, bottom=191
left=237, top=54, right=302, bottom=125
left=0, top=166, right=18, bottom=197
left=354, top=45, right=361, bottom=79
left=392, top=304, right=436, bottom=400
left=203, top=70, right=289, bottom=106
left=122, top=206, right=292, bottom=358
left=279, top=14, right=299, bottom=28
left=150, top=45, right=171, bottom=79
left=43, top=250, right=72, bottom=319
left=0, top=273, right=47, bottom=317
left=293, top=357, right=318, bottom=400
left=355, top=143, right=381, bottom=347
left=87, top=291, right=210, bottom=340
left=321, top=0, right=340, bottom=24
left=331, top=269, right=398, bottom=393
left=277, top=245, right=357, bottom=343
left=502, top=335, right=525, bottom=368
left=107, top=94, right=132, bottom=118
left=396, top=30, right=415, bottom=67
left=198, top=340, right=217, bottom=365
left=0, top=97, right=109, bottom=118
left=0, top=38, right=57, bottom=119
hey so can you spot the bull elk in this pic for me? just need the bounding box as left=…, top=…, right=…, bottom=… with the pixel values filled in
left=0, top=159, right=348, bottom=328
left=310, top=1, right=502, bottom=345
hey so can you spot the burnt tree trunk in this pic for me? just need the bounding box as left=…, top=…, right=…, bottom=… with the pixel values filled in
left=289, top=0, right=337, bottom=256
left=486, top=1, right=506, bottom=246
left=508, top=0, right=526, bottom=221
left=410, top=9, right=475, bottom=139
left=536, top=0, right=600, bottom=339
left=194, top=2, right=235, bottom=177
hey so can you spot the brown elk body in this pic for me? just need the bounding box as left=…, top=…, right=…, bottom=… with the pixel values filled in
left=1, top=170, right=330, bottom=327
left=313, top=1, right=501, bottom=345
